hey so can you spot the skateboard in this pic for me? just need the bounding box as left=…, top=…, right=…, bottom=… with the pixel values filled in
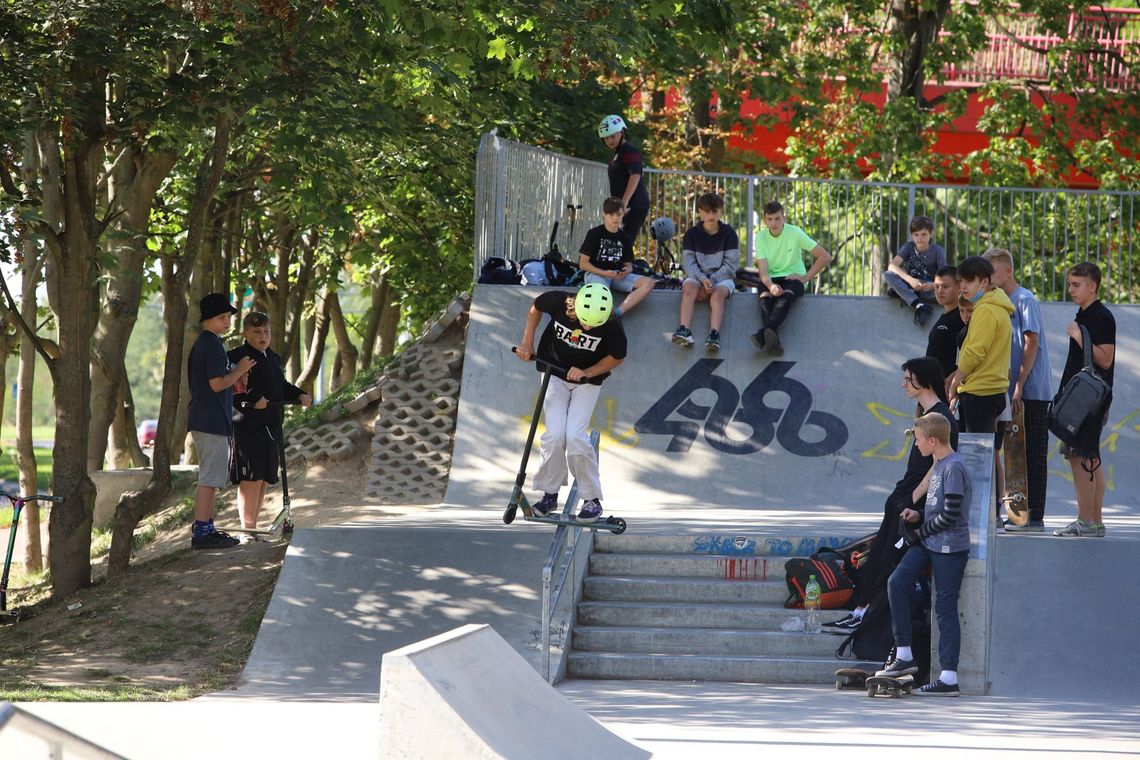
left=865, top=673, right=914, bottom=698
left=502, top=347, right=629, bottom=535
left=835, top=667, right=873, bottom=690
left=1002, top=408, right=1029, bottom=527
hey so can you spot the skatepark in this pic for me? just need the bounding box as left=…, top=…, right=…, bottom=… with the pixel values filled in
left=10, top=286, right=1140, bottom=758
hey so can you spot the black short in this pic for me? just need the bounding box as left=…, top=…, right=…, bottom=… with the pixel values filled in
left=230, top=425, right=281, bottom=484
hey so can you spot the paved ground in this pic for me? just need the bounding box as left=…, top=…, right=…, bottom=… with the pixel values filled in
left=11, top=287, right=1140, bottom=758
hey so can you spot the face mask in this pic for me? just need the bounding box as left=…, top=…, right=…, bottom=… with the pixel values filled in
left=970, top=287, right=986, bottom=303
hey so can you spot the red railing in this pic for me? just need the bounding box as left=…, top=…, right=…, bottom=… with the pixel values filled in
left=941, top=7, right=1139, bottom=90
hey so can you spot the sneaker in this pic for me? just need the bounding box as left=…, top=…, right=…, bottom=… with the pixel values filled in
left=914, top=302, right=933, bottom=326
left=1004, top=520, right=1044, bottom=533
left=1094, top=522, right=1106, bottom=537
left=671, top=325, right=695, bottom=347
left=749, top=330, right=766, bottom=351
left=192, top=530, right=241, bottom=550
left=915, top=679, right=960, bottom=697
left=822, top=613, right=862, bottom=634
left=1053, top=519, right=1098, bottom=537
left=876, top=654, right=918, bottom=678
left=533, top=492, right=559, bottom=516
left=763, top=327, right=783, bottom=356
left=705, top=329, right=720, bottom=351
left=577, top=498, right=603, bottom=523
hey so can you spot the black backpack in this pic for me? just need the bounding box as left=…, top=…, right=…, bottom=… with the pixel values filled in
left=478, top=257, right=522, bottom=285
left=1049, top=324, right=1112, bottom=445
left=836, top=576, right=931, bottom=683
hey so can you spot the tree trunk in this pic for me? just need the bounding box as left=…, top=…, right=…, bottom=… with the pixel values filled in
left=282, top=233, right=315, bottom=381
left=108, top=113, right=232, bottom=577
left=377, top=296, right=401, bottom=359
left=86, top=148, right=176, bottom=472
left=359, top=270, right=387, bottom=368
left=108, top=380, right=147, bottom=469
left=327, top=290, right=358, bottom=391
left=294, top=284, right=332, bottom=390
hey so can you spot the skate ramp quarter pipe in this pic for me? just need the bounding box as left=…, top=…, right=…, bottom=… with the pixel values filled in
left=449, top=285, right=1140, bottom=525
left=377, top=624, right=649, bottom=759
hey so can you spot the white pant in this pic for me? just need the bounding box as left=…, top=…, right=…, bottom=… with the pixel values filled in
left=532, top=377, right=603, bottom=501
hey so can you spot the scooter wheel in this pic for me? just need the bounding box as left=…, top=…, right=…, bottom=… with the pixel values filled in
left=503, top=504, right=518, bottom=525
left=283, top=521, right=295, bottom=537
left=611, top=518, right=627, bottom=535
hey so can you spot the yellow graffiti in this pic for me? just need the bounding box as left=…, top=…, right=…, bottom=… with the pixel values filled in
left=860, top=402, right=913, bottom=460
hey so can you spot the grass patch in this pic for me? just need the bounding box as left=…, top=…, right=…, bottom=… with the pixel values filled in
left=285, top=351, right=402, bottom=433
left=0, top=683, right=199, bottom=702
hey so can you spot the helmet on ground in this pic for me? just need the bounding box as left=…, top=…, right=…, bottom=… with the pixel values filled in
left=597, top=114, right=627, bottom=138
left=574, top=283, right=613, bottom=328
left=650, top=217, right=676, bottom=242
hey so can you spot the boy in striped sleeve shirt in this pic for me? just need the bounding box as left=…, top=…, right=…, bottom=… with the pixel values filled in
left=878, top=412, right=972, bottom=696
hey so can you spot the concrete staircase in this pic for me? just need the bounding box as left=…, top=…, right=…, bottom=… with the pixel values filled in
left=567, top=533, right=877, bottom=683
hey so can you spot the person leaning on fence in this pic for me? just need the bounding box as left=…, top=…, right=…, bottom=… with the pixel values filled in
left=823, top=357, right=958, bottom=636
left=578, top=196, right=654, bottom=318
left=926, top=266, right=965, bottom=378
left=228, top=311, right=312, bottom=541
left=749, top=200, right=832, bottom=356
left=1053, top=261, right=1115, bottom=538
left=597, top=114, right=651, bottom=243
left=878, top=411, right=972, bottom=697
left=883, top=215, right=946, bottom=328
left=984, top=248, right=1052, bottom=533
left=671, top=192, right=740, bottom=352
left=186, top=293, right=253, bottom=551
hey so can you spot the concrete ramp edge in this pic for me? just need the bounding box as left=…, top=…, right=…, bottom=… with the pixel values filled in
left=378, top=624, right=651, bottom=760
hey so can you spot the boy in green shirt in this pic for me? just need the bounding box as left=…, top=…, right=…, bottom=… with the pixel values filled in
left=751, top=201, right=832, bottom=355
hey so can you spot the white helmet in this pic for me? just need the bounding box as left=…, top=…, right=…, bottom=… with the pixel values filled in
left=597, top=114, right=627, bottom=138
left=650, top=217, right=676, bottom=242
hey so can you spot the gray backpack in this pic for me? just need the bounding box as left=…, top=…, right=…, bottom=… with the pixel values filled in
left=1048, top=325, right=1112, bottom=444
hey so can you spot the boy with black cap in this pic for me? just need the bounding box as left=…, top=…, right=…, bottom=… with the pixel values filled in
left=187, top=292, right=254, bottom=549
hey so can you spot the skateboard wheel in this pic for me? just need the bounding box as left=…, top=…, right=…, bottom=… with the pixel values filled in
left=866, top=686, right=875, bottom=697
left=503, top=504, right=517, bottom=525
left=612, top=518, right=627, bottom=535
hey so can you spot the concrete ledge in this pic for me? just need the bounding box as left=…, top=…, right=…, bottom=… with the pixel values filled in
left=88, top=466, right=198, bottom=529
left=378, top=624, right=649, bottom=759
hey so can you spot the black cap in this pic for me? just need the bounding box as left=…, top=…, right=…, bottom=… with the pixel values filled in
left=199, top=292, right=238, bottom=322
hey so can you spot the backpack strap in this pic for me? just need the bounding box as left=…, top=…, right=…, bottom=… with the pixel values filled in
left=1080, top=324, right=1094, bottom=370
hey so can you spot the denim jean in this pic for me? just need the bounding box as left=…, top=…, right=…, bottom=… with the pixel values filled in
left=887, top=545, right=968, bottom=671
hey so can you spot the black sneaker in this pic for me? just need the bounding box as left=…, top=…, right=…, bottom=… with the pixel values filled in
left=192, top=530, right=241, bottom=550
left=705, top=329, right=720, bottom=351
left=876, top=654, right=918, bottom=678
left=915, top=679, right=960, bottom=697
left=671, top=325, right=695, bottom=347
left=914, top=302, right=933, bottom=327
left=749, top=330, right=766, bottom=350
left=533, top=492, right=558, bottom=516
left=822, top=613, right=862, bottom=634
left=763, top=327, right=783, bottom=356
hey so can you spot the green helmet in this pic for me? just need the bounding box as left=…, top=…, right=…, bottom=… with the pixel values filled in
left=597, top=114, right=627, bottom=138
left=574, top=283, right=613, bottom=328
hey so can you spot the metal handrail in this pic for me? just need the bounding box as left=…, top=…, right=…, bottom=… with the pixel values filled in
left=540, top=430, right=600, bottom=683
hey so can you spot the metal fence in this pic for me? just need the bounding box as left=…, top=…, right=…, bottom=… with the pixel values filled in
left=475, top=133, right=1140, bottom=303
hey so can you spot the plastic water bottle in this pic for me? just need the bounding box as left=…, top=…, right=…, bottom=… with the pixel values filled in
left=804, top=575, right=821, bottom=633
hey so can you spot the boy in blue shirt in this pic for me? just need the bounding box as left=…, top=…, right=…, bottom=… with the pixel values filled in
left=187, top=293, right=255, bottom=550
left=879, top=411, right=971, bottom=696
left=884, top=216, right=947, bottom=327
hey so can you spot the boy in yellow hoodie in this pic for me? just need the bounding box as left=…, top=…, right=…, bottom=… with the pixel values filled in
left=945, top=256, right=1014, bottom=440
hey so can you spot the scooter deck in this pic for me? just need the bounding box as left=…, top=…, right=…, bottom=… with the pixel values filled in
left=866, top=674, right=914, bottom=698
left=523, top=513, right=627, bottom=534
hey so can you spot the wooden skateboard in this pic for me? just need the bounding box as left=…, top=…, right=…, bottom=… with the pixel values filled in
left=866, top=673, right=914, bottom=698
left=1002, top=408, right=1029, bottom=527
left=835, top=667, right=873, bottom=690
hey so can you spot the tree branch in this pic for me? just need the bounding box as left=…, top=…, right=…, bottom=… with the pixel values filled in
left=0, top=274, right=58, bottom=368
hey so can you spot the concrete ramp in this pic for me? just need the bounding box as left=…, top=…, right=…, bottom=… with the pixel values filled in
left=449, top=285, right=1140, bottom=528
left=378, top=624, right=649, bottom=759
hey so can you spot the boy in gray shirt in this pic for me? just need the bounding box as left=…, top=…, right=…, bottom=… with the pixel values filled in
left=884, top=215, right=946, bottom=327
left=672, top=193, right=740, bottom=351
left=878, top=411, right=971, bottom=696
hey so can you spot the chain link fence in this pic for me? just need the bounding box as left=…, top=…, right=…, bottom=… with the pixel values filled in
left=475, top=133, right=1140, bottom=303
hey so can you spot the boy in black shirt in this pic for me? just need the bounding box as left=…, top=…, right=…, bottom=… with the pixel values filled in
left=1053, top=262, right=1116, bottom=538
left=516, top=284, right=627, bottom=522
left=579, top=197, right=654, bottom=317
left=598, top=114, right=651, bottom=242
left=926, top=266, right=965, bottom=378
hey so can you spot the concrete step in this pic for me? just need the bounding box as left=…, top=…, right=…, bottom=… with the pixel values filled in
left=566, top=651, right=879, bottom=684
left=594, top=533, right=867, bottom=557
left=583, top=575, right=789, bottom=605
left=578, top=601, right=812, bottom=630
left=573, top=625, right=846, bottom=657
left=589, top=552, right=787, bottom=580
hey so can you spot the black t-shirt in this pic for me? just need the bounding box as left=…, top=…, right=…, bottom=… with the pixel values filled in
left=926, top=308, right=965, bottom=377
left=608, top=141, right=650, bottom=210
left=1061, top=300, right=1115, bottom=388
left=893, top=400, right=959, bottom=495
left=228, top=342, right=305, bottom=428
left=534, top=291, right=628, bottom=386
left=579, top=224, right=632, bottom=272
